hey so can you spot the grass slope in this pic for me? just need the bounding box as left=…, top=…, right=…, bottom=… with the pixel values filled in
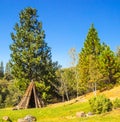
left=0, top=102, right=90, bottom=122
left=1, top=85, right=120, bottom=122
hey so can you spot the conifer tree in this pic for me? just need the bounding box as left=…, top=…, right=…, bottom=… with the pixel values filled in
left=115, top=46, right=120, bottom=83
left=4, top=62, right=12, bottom=81
left=10, top=7, right=59, bottom=102
left=99, top=45, right=119, bottom=85
left=5, top=62, right=11, bottom=74
left=78, top=24, right=102, bottom=93
left=0, top=61, right=4, bottom=79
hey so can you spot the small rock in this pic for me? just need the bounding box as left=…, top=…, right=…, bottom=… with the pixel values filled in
left=18, top=115, right=37, bottom=122
left=2, top=116, right=10, bottom=121
left=87, top=112, right=94, bottom=116
left=17, top=118, right=29, bottom=122
left=24, top=115, right=37, bottom=121
left=76, top=111, right=86, bottom=117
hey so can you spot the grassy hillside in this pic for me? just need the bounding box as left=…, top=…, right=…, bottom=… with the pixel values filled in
left=1, top=85, right=120, bottom=122
left=0, top=102, right=90, bottom=122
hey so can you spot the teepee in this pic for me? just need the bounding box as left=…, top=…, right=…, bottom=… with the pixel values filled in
left=14, top=81, right=42, bottom=109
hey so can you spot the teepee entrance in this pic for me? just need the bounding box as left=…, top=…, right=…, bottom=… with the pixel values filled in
left=15, top=81, right=42, bottom=109
left=29, top=89, right=36, bottom=108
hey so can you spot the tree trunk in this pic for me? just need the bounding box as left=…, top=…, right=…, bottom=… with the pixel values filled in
left=92, top=82, right=97, bottom=96
left=65, top=87, right=69, bottom=101
left=62, top=92, right=64, bottom=102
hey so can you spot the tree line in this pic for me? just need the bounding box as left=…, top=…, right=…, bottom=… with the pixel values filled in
left=0, top=7, right=120, bottom=108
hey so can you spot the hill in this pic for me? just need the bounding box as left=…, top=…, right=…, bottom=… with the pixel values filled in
left=0, top=85, right=120, bottom=122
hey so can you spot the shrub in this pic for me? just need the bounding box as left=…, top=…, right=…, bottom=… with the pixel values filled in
left=89, top=95, right=112, bottom=114
left=113, top=98, right=120, bottom=109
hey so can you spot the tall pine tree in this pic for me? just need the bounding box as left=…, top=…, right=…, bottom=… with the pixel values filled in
left=78, top=24, right=102, bottom=93
left=10, top=7, right=59, bottom=102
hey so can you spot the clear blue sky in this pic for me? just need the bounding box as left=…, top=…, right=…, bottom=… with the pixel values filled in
left=0, top=0, right=120, bottom=68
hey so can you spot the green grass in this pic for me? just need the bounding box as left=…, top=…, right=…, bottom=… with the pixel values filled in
left=0, top=102, right=90, bottom=122
left=1, top=101, right=120, bottom=122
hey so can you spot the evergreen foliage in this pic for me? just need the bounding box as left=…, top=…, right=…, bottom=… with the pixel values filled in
left=0, top=61, right=4, bottom=79
left=4, top=80, right=23, bottom=107
left=0, top=80, right=9, bottom=108
left=89, top=95, right=112, bottom=114
left=77, top=24, right=120, bottom=94
left=98, top=45, right=119, bottom=85
left=114, top=47, right=120, bottom=83
left=5, top=62, right=11, bottom=74
left=112, top=98, right=120, bottom=109
left=78, top=24, right=102, bottom=93
left=0, top=79, right=23, bottom=108
left=10, top=7, right=59, bottom=103
left=4, top=62, right=13, bottom=81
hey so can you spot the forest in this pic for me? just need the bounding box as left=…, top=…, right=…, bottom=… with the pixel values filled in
left=0, top=7, right=120, bottom=108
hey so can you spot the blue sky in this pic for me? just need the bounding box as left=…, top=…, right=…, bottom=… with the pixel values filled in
left=0, top=0, right=120, bottom=68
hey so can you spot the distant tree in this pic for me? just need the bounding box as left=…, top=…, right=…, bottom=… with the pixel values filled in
left=68, top=48, right=78, bottom=66
left=55, top=69, right=64, bottom=101
left=68, top=48, right=79, bottom=97
left=4, top=62, right=13, bottom=81
left=98, top=45, right=120, bottom=87
left=115, top=46, right=120, bottom=83
left=5, top=62, right=11, bottom=74
left=56, top=68, right=76, bottom=101
left=0, top=61, right=4, bottom=79
left=116, top=46, right=120, bottom=63
left=57, top=69, right=69, bottom=101
left=10, top=7, right=59, bottom=103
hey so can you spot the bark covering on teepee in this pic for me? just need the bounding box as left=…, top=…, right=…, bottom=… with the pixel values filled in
left=14, top=81, right=42, bottom=109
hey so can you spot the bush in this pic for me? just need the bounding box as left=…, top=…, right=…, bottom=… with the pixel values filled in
left=89, top=95, right=112, bottom=114
left=113, top=98, right=120, bottom=109
left=4, top=81, right=23, bottom=107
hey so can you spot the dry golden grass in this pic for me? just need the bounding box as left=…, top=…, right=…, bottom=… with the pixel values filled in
left=102, top=86, right=120, bottom=99
left=50, top=85, right=120, bottom=107
left=83, top=85, right=120, bottom=100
